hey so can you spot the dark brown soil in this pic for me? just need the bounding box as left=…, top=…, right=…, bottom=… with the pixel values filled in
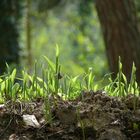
left=0, top=91, right=140, bottom=140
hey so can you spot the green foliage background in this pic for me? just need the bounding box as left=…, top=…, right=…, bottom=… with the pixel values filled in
left=20, top=0, right=108, bottom=79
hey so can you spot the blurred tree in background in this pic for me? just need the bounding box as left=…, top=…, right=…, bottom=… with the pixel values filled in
left=26, top=0, right=32, bottom=72
left=95, top=0, right=140, bottom=82
left=0, top=0, right=22, bottom=73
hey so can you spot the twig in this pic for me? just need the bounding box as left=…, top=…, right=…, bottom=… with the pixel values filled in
left=0, top=118, right=13, bottom=137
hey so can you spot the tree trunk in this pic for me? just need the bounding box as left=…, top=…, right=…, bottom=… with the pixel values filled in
left=0, top=0, right=21, bottom=73
left=95, top=0, right=140, bottom=83
left=26, top=0, right=32, bottom=72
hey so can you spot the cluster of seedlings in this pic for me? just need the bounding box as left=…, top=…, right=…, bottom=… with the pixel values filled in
left=0, top=47, right=140, bottom=139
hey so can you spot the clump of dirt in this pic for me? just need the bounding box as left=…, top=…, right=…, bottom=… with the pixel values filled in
left=0, top=91, right=140, bottom=140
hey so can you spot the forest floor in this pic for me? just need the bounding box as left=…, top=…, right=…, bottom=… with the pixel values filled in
left=0, top=91, right=140, bottom=140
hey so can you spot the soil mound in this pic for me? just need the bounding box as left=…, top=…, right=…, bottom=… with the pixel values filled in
left=0, top=91, right=140, bottom=140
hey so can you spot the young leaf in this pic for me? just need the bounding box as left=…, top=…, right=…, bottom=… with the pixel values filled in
left=44, top=56, right=55, bottom=72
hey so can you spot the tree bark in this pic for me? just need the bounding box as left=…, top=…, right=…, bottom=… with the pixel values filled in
left=95, top=0, right=140, bottom=83
left=0, top=0, right=21, bottom=73
left=26, top=0, right=32, bottom=72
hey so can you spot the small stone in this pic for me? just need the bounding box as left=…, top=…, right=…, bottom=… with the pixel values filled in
left=9, top=134, right=19, bottom=140
left=23, top=114, right=40, bottom=128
